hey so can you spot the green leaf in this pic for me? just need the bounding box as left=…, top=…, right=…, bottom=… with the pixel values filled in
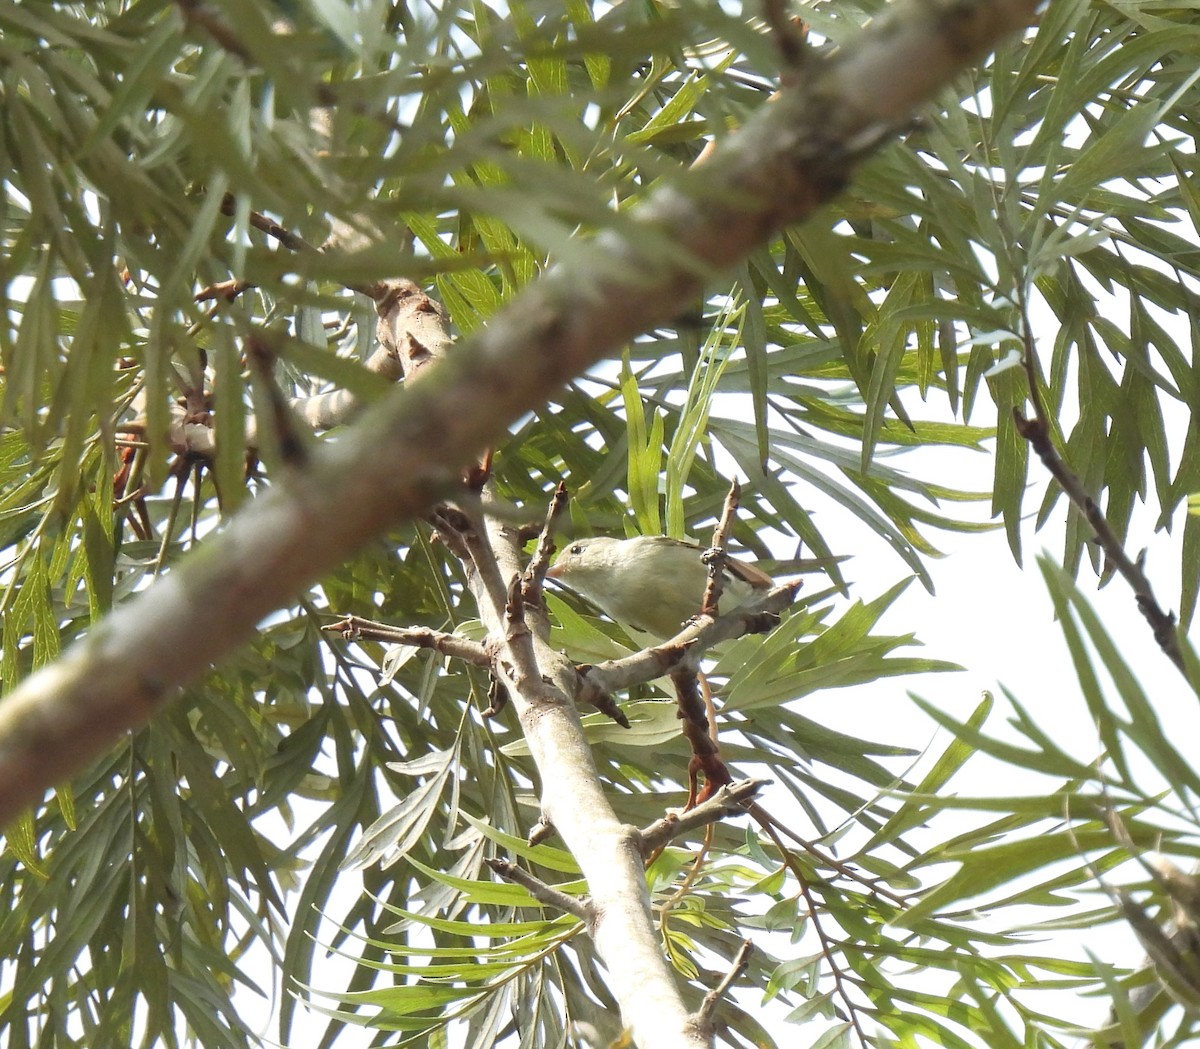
left=621, top=355, right=664, bottom=534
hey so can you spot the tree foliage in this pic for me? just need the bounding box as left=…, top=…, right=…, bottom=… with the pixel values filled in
left=1, top=1, right=1199, bottom=1047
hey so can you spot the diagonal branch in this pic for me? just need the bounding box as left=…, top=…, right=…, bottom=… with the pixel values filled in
left=639, top=779, right=766, bottom=855
left=692, top=939, right=754, bottom=1038
left=570, top=582, right=799, bottom=707
left=486, top=858, right=592, bottom=921
left=0, top=0, right=1040, bottom=842
left=471, top=507, right=711, bottom=1048
left=1012, top=309, right=1185, bottom=674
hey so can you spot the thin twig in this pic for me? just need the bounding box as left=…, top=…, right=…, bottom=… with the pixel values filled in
left=1012, top=305, right=1185, bottom=673
left=640, top=779, right=766, bottom=855
left=324, top=617, right=492, bottom=666
left=700, top=479, right=742, bottom=618
left=753, top=805, right=910, bottom=908
left=212, top=195, right=381, bottom=301
left=246, top=334, right=310, bottom=468
left=658, top=823, right=716, bottom=941
left=194, top=277, right=251, bottom=303
left=693, top=939, right=754, bottom=1033
left=486, top=858, right=592, bottom=921
left=796, top=871, right=870, bottom=1049
left=522, top=482, right=569, bottom=604
left=223, top=195, right=322, bottom=255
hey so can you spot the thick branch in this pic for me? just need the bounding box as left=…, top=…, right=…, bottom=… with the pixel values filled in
left=0, top=0, right=1038, bottom=832
left=474, top=512, right=709, bottom=1049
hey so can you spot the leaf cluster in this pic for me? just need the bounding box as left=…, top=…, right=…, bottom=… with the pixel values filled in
left=0, top=1, right=1198, bottom=1048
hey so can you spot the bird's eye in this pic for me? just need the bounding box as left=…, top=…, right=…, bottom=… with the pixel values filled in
left=569, top=543, right=583, bottom=555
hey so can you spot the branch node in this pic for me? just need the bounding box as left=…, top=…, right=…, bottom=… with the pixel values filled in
left=528, top=816, right=555, bottom=848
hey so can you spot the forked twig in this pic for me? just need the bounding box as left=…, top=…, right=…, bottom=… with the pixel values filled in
left=796, top=872, right=870, bottom=1049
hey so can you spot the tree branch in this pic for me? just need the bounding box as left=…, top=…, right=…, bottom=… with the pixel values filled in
left=571, top=583, right=798, bottom=707
left=1012, top=310, right=1186, bottom=673
left=0, top=0, right=1039, bottom=833
left=639, top=779, right=766, bottom=855
left=692, top=939, right=754, bottom=1038
left=324, top=617, right=492, bottom=666
left=485, top=857, right=592, bottom=921
left=699, top=479, right=742, bottom=619
left=472, top=511, right=710, bottom=1048
left=522, top=481, right=568, bottom=604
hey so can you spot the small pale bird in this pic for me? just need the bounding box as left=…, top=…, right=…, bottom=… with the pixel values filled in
left=546, top=535, right=775, bottom=641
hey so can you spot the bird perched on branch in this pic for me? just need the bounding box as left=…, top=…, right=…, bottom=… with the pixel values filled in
left=546, top=535, right=775, bottom=641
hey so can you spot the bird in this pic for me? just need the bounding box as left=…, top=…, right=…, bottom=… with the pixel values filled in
left=545, top=535, right=775, bottom=641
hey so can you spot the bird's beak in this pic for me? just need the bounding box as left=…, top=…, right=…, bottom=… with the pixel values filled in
left=545, top=564, right=564, bottom=580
